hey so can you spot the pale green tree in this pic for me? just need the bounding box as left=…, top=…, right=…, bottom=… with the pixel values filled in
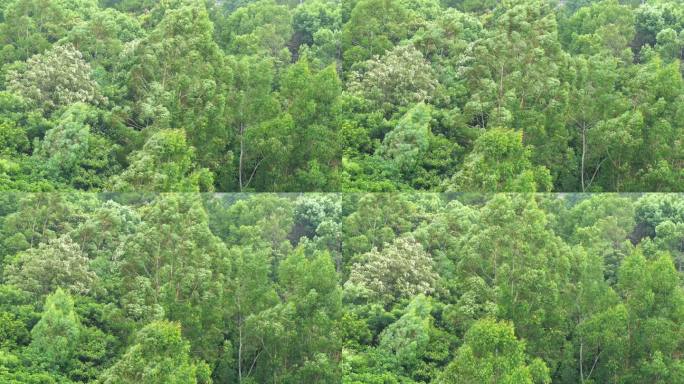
left=378, top=294, right=438, bottom=378
left=348, top=44, right=438, bottom=114
left=34, top=103, right=120, bottom=189
left=4, top=235, right=96, bottom=297
left=6, top=44, right=105, bottom=114
left=118, top=194, right=226, bottom=364
left=346, top=236, right=438, bottom=306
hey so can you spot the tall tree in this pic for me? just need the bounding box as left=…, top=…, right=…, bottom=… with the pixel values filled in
left=457, top=195, right=571, bottom=368
left=616, top=250, right=684, bottom=383
left=125, top=1, right=229, bottom=169
left=275, top=248, right=343, bottom=383
left=458, top=0, right=572, bottom=182
left=118, top=194, right=226, bottom=363
left=224, top=55, right=280, bottom=191
left=278, top=57, right=342, bottom=190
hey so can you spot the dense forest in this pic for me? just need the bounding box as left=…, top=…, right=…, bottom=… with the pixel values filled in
left=3, top=0, right=684, bottom=383
left=1, top=0, right=684, bottom=191
left=0, top=193, right=682, bottom=383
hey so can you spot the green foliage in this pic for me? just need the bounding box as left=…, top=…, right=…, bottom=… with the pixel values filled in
left=219, top=0, right=292, bottom=59
left=0, top=0, right=95, bottom=65
left=2, top=0, right=684, bottom=380
left=277, top=58, right=342, bottom=190
left=274, top=248, right=343, bottom=382
left=100, top=320, right=202, bottom=384
left=561, top=0, right=635, bottom=60
left=438, top=318, right=550, bottom=384
left=110, top=129, right=213, bottom=192
left=0, top=0, right=680, bottom=191
left=293, top=0, right=341, bottom=48
left=342, top=0, right=410, bottom=67
left=28, top=288, right=82, bottom=373
left=615, top=249, right=684, bottom=383
left=446, top=128, right=552, bottom=192
left=0, top=193, right=682, bottom=383
left=64, top=8, right=142, bottom=70
left=125, top=1, right=229, bottom=169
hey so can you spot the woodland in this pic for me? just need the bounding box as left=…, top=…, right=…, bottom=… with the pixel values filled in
left=1, top=0, right=684, bottom=191
left=2, top=0, right=684, bottom=383
left=0, top=193, right=683, bottom=383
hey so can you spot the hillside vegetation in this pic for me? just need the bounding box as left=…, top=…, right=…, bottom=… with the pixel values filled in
left=0, top=193, right=683, bottom=383
left=1, top=0, right=684, bottom=191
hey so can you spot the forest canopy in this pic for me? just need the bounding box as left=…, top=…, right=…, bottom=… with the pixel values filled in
left=1, top=0, right=684, bottom=192
left=2, top=0, right=684, bottom=382
left=0, top=192, right=683, bottom=383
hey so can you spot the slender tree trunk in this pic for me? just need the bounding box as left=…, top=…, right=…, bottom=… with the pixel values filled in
left=237, top=293, right=243, bottom=383
left=581, top=122, right=587, bottom=192
left=238, top=320, right=243, bottom=383
left=239, top=122, right=245, bottom=191
left=498, top=64, right=505, bottom=120
left=580, top=339, right=585, bottom=383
